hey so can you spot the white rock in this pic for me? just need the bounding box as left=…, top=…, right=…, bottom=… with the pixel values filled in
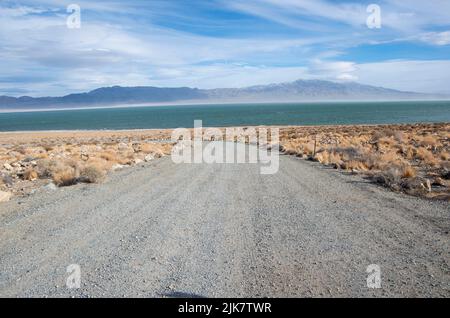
left=0, top=191, right=12, bottom=202
left=112, top=164, right=125, bottom=171
left=144, top=154, right=155, bottom=162
left=425, top=179, right=432, bottom=192
left=44, top=183, right=57, bottom=191
left=134, top=159, right=143, bottom=165
left=3, top=163, right=12, bottom=171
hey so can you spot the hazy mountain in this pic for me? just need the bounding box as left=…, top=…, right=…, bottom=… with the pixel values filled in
left=0, top=80, right=434, bottom=111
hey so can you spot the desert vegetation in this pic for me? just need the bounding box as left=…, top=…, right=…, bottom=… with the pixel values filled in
left=278, top=123, right=450, bottom=200
left=0, top=130, right=173, bottom=200
left=1, top=123, right=449, bottom=202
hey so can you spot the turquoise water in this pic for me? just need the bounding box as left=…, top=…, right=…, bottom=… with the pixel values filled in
left=0, top=101, right=449, bottom=131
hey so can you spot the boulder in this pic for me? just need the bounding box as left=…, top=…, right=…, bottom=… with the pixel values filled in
left=0, top=191, right=12, bottom=202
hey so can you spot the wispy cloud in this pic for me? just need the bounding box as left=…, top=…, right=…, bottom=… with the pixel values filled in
left=0, top=0, right=449, bottom=96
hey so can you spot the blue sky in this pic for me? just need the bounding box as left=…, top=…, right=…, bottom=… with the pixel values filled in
left=1, top=0, right=450, bottom=96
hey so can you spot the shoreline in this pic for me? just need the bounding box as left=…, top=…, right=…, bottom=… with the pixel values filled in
left=1, top=121, right=449, bottom=136
left=1, top=98, right=450, bottom=114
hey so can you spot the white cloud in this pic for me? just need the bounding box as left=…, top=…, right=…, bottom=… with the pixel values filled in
left=308, top=59, right=358, bottom=82
left=419, top=31, right=450, bottom=46
left=356, top=60, right=450, bottom=94
left=1, top=1, right=450, bottom=96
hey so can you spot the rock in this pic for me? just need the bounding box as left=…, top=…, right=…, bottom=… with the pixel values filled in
left=432, top=177, right=446, bottom=187
left=111, top=164, right=125, bottom=171
left=1, top=174, right=13, bottom=186
left=44, top=183, right=57, bottom=191
left=118, top=143, right=128, bottom=151
left=0, top=191, right=12, bottom=202
left=3, top=163, right=12, bottom=171
left=422, top=179, right=432, bottom=192
left=426, top=179, right=432, bottom=192
left=144, top=154, right=155, bottom=162
left=134, top=159, right=143, bottom=165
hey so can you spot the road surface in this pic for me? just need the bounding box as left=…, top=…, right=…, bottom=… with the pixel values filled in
left=0, top=150, right=449, bottom=297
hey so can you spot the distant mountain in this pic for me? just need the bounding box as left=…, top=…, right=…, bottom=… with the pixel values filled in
left=0, top=80, right=434, bottom=111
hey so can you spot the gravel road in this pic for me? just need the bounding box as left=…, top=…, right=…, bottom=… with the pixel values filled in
left=0, top=146, right=449, bottom=297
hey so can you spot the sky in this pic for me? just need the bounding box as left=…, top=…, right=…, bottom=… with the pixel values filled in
left=1, top=0, right=450, bottom=97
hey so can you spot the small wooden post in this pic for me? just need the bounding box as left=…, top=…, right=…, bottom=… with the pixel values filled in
left=313, top=134, right=317, bottom=157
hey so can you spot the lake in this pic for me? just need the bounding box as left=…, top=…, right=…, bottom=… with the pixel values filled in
left=0, top=101, right=449, bottom=131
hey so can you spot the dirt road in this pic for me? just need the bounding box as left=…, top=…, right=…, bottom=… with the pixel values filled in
left=0, top=151, right=449, bottom=297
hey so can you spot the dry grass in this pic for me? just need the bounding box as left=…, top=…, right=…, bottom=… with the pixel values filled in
left=22, top=168, right=38, bottom=181
left=99, top=151, right=117, bottom=162
left=0, top=131, right=174, bottom=194
left=80, top=164, right=106, bottom=183
left=53, top=168, right=78, bottom=187
left=279, top=123, right=450, bottom=200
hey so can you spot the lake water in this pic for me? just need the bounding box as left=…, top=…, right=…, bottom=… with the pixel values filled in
left=0, top=101, right=449, bottom=131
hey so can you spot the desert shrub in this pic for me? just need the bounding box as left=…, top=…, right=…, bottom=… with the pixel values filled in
left=280, top=141, right=301, bottom=155
left=99, top=151, right=117, bottom=162
left=22, top=168, right=38, bottom=181
left=79, top=164, right=105, bottom=183
left=371, top=161, right=423, bottom=194
left=419, top=135, right=440, bottom=148
left=377, top=136, right=396, bottom=147
left=43, top=144, right=54, bottom=152
left=36, top=159, right=80, bottom=186
left=416, top=147, right=438, bottom=166
left=401, top=165, right=417, bottom=178
left=341, top=160, right=367, bottom=171
left=374, top=151, right=403, bottom=170
left=314, top=151, right=329, bottom=164
left=440, top=151, right=450, bottom=161
left=372, top=129, right=404, bottom=143
left=53, top=167, right=78, bottom=186
left=373, top=168, right=402, bottom=190
left=14, top=146, right=29, bottom=155
left=36, top=159, right=58, bottom=178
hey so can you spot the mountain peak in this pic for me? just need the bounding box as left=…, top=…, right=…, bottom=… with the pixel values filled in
left=0, top=79, right=428, bottom=111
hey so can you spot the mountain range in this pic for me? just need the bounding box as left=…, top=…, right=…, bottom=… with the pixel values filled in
left=0, top=80, right=438, bottom=111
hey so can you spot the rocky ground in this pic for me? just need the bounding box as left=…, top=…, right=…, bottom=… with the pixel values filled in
left=0, top=130, right=173, bottom=201
left=0, top=147, right=448, bottom=297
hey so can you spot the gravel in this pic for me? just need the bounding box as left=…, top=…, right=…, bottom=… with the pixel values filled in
left=0, top=149, right=449, bottom=297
